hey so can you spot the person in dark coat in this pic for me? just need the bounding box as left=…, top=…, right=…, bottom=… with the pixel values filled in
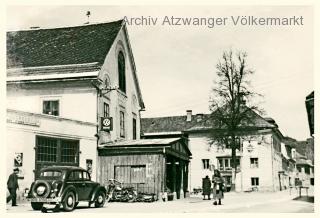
left=7, top=168, right=19, bottom=206
left=212, top=169, right=224, bottom=205
left=202, top=175, right=211, bottom=200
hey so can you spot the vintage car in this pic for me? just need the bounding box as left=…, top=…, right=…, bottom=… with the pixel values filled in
left=27, top=166, right=106, bottom=212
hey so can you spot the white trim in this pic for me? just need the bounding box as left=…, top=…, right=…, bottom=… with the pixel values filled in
left=7, top=62, right=100, bottom=72
left=7, top=71, right=99, bottom=82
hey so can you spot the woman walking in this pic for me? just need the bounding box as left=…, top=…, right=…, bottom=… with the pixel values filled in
left=212, top=169, right=224, bottom=205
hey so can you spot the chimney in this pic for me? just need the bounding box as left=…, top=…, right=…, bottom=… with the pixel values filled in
left=186, top=110, right=192, bottom=122
left=291, top=148, right=296, bottom=160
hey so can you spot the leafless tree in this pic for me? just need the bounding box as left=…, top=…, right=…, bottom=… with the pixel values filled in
left=209, top=49, right=263, bottom=191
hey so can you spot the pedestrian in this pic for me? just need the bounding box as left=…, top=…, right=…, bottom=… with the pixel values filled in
left=7, top=168, right=19, bottom=206
left=202, top=175, right=211, bottom=200
left=212, top=169, right=224, bottom=205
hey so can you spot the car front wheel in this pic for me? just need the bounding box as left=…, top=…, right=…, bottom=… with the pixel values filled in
left=31, top=202, right=43, bottom=210
left=94, top=191, right=106, bottom=208
left=63, top=192, right=76, bottom=212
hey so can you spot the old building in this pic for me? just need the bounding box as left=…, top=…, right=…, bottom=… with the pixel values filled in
left=279, top=138, right=297, bottom=190
left=98, top=138, right=191, bottom=199
left=6, top=20, right=145, bottom=198
left=141, top=110, right=286, bottom=192
left=295, top=153, right=314, bottom=187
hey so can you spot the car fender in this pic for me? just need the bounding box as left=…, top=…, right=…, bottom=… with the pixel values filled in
left=27, top=182, right=35, bottom=198
left=61, top=185, right=79, bottom=202
left=90, top=186, right=107, bottom=202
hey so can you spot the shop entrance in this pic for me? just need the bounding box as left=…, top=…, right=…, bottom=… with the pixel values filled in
left=35, top=135, right=79, bottom=179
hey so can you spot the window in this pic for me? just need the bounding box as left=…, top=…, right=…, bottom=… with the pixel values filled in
left=82, top=171, right=90, bottom=181
left=224, top=159, right=230, bottom=169
left=297, top=166, right=302, bottom=173
left=61, top=140, right=79, bottom=164
left=104, top=103, right=110, bottom=118
left=35, top=136, right=79, bottom=179
left=202, top=159, right=210, bottom=169
left=40, top=171, right=62, bottom=178
left=36, top=137, right=79, bottom=164
left=251, top=177, right=259, bottom=186
left=118, top=51, right=126, bottom=93
left=218, top=159, right=224, bottom=170
left=133, top=118, right=137, bottom=140
left=305, top=166, right=310, bottom=174
left=250, top=158, right=259, bottom=168
left=36, top=137, right=58, bottom=162
left=120, top=111, right=125, bottom=137
left=68, top=171, right=82, bottom=180
left=43, top=100, right=59, bottom=116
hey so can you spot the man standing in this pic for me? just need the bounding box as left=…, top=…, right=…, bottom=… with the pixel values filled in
left=7, top=168, right=19, bottom=206
left=202, top=175, right=212, bottom=200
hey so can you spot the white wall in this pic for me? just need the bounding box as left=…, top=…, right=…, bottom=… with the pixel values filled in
left=6, top=110, right=97, bottom=201
left=188, top=131, right=283, bottom=192
left=188, top=133, right=215, bottom=190
left=7, top=81, right=97, bottom=123
left=98, top=27, right=142, bottom=144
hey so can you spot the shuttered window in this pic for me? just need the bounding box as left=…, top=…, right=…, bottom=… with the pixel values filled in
left=114, top=165, right=146, bottom=184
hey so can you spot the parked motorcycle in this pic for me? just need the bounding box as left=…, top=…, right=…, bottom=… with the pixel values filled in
left=105, top=179, right=137, bottom=202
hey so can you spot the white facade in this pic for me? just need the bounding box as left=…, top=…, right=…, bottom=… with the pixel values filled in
left=188, top=131, right=283, bottom=192
left=6, top=22, right=144, bottom=202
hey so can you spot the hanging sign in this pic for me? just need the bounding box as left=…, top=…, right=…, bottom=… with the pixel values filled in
left=101, top=117, right=113, bottom=131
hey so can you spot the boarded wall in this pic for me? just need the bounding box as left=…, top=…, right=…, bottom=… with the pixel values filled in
left=98, top=154, right=165, bottom=195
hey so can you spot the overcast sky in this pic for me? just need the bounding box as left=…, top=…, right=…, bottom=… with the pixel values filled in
left=6, top=5, right=313, bottom=140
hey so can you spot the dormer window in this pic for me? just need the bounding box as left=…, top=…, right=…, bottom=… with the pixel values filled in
left=43, top=100, right=59, bottom=116
left=118, top=51, right=126, bottom=93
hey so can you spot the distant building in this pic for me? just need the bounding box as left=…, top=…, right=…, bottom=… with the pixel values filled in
left=295, top=153, right=314, bottom=186
left=141, top=110, right=285, bottom=192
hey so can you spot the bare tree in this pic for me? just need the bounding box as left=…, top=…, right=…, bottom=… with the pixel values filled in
left=209, top=49, right=262, bottom=191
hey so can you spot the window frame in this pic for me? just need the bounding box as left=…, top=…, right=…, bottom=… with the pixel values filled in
left=251, top=177, right=259, bottom=186
left=132, top=117, right=137, bottom=140
left=118, top=51, right=126, bottom=93
left=250, top=158, right=259, bottom=168
left=42, top=100, right=60, bottom=116
left=120, top=111, right=125, bottom=138
left=104, top=102, right=110, bottom=118
left=202, top=159, right=210, bottom=169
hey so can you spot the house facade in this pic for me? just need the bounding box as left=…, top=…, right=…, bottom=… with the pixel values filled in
left=141, top=110, right=287, bottom=192
left=6, top=20, right=144, bottom=199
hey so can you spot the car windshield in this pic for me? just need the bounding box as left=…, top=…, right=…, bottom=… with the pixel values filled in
left=40, top=170, right=63, bottom=178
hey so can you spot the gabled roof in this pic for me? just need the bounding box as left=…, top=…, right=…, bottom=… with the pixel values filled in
left=141, top=114, right=210, bottom=134
left=7, top=20, right=123, bottom=69
left=141, top=110, right=276, bottom=134
left=7, top=20, right=145, bottom=109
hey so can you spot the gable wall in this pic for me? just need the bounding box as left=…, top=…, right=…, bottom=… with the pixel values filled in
left=97, top=26, right=142, bottom=143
